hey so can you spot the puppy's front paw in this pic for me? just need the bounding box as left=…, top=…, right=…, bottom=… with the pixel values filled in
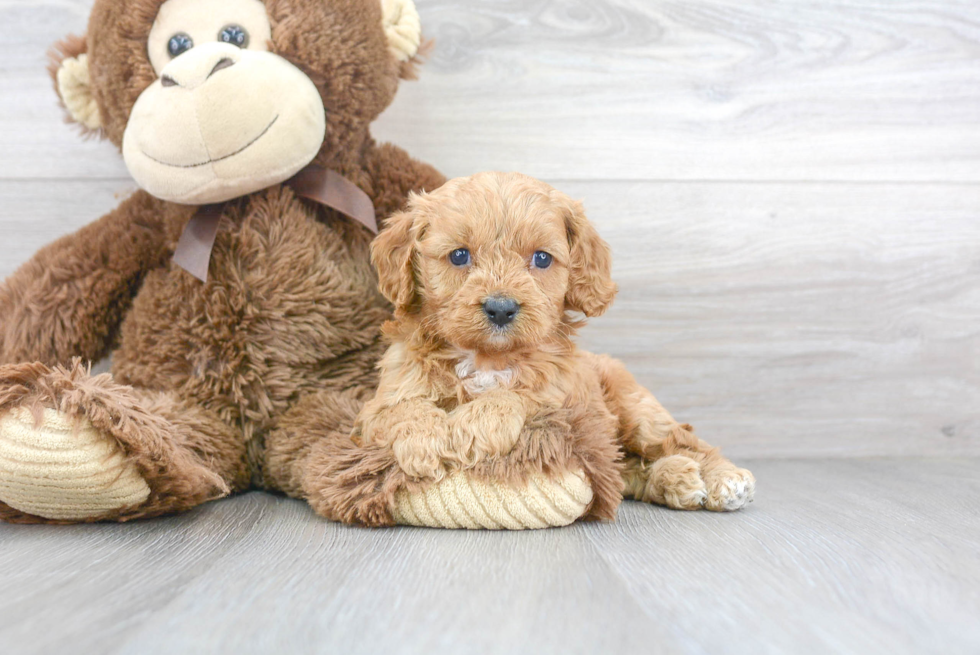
left=359, top=399, right=453, bottom=481
left=703, top=467, right=755, bottom=511
left=390, top=413, right=453, bottom=481
left=449, top=392, right=526, bottom=465
left=392, top=433, right=447, bottom=481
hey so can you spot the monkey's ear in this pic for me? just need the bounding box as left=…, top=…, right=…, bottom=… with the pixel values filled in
left=48, top=35, right=102, bottom=134
left=371, top=196, right=425, bottom=314
left=381, top=0, right=426, bottom=80
left=560, top=195, right=618, bottom=317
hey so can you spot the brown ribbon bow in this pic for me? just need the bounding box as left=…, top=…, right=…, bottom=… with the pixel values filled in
left=172, top=165, right=378, bottom=282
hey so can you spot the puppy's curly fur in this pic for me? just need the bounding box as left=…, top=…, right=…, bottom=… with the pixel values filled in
left=312, top=172, right=755, bottom=524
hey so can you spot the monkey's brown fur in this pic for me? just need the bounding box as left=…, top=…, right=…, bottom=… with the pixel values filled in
left=307, top=173, right=755, bottom=526
left=0, top=0, right=444, bottom=522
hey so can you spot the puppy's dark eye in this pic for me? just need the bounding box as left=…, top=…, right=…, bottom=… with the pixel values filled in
left=449, top=248, right=471, bottom=267
left=219, top=25, right=250, bottom=49
left=532, top=251, right=553, bottom=269
left=168, top=33, right=194, bottom=58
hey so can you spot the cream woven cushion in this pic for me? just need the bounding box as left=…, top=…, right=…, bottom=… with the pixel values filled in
left=0, top=407, right=150, bottom=520
left=392, top=469, right=593, bottom=530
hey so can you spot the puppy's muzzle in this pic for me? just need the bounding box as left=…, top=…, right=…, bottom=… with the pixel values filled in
left=483, top=296, right=520, bottom=328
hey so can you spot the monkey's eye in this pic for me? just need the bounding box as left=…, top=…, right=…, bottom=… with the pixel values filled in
left=532, top=251, right=553, bottom=269
left=167, top=33, right=194, bottom=59
left=449, top=248, right=471, bottom=267
left=219, top=25, right=250, bottom=49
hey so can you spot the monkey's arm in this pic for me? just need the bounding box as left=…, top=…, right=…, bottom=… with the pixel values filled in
left=363, top=142, right=446, bottom=224
left=0, top=191, right=182, bottom=366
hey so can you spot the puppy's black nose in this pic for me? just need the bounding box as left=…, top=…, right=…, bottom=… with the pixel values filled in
left=483, top=297, right=520, bottom=327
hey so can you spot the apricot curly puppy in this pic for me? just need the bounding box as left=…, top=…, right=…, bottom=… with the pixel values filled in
left=312, top=172, right=754, bottom=525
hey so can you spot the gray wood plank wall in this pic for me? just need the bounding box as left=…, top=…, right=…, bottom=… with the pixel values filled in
left=0, top=0, right=977, bottom=458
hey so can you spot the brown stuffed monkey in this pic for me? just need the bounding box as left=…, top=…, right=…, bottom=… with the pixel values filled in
left=0, top=0, right=446, bottom=523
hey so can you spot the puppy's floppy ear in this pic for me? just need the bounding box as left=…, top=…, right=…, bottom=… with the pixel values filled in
left=559, top=195, right=617, bottom=317
left=372, top=198, right=422, bottom=313
left=48, top=34, right=103, bottom=134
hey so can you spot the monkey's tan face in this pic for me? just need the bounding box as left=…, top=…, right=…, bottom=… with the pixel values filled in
left=121, top=0, right=326, bottom=205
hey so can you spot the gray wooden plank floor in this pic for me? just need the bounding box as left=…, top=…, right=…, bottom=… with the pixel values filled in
left=1, top=458, right=978, bottom=655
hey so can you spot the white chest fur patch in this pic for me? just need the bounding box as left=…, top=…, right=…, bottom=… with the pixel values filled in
left=455, top=352, right=515, bottom=395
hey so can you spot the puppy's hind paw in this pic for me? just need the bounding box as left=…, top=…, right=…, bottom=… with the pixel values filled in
left=703, top=467, right=755, bottom=512
left=624, top=451, right=755, bottom=512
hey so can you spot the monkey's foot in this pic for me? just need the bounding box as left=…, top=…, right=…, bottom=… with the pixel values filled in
left=0, top=360, right=228, bottom=524
left=0, top=407, right=150, bottom=521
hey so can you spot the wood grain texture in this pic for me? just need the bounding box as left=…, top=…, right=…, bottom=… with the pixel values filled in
left=0, top=459, right=977, bottom=654
left=375, top=0, right=980, bottom=181
left=2, top=0, right=980, bottom=181
left=568, top=180, right=980, bottom=458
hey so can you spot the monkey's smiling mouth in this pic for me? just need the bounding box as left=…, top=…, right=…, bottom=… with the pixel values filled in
left=142, top=115, right=280, bottom=169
